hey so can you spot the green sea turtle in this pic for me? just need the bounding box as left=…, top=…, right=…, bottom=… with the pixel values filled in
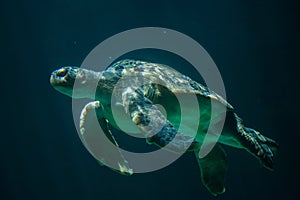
left=50, top=59, right=278, bottom=196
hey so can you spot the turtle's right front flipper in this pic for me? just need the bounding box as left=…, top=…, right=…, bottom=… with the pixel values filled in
left=80, top=101, right=133, bottom=175
left=122, top=88, right=198, bottom=153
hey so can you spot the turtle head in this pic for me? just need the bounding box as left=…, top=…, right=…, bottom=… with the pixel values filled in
left=50, top=66, right=78, bottom=97
left=50, top=66, right=100, bottom=99
left=50, top=66, right=118, bottom=101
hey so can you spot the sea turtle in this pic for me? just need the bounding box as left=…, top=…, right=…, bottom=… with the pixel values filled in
left=50, top=59, right=278, bottom=196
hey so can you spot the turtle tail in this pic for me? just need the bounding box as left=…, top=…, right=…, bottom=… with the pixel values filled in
left=235, top=114, right=279, bottom=171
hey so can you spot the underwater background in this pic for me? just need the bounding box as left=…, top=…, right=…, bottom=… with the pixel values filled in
left=1, top=0, right=299, bottom=199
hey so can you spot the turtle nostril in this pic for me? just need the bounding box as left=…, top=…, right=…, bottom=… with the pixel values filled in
left=56, top=68, right=68, bottom=77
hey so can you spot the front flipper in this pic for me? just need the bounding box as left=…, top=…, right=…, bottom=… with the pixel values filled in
left=80, top=101, right=133, bottom=175
left=195, top=145, right=228, bottom=196
left=122, top=88, right=198, bottom=153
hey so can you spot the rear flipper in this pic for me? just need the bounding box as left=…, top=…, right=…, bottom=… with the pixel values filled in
left=195, top=145, right=228, bottom=196
left=234, top=113, right=279, bottom=170
left=242, top=126, right=279, bottom=170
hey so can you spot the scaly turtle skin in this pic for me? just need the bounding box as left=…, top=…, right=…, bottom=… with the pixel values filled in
left=50, top=59, right=278, bottom=196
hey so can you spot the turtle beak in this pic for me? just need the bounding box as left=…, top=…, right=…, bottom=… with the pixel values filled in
left=50, top=66, right=79, bottom=97
left=50, top=67, right=78, bottom=87
left=50, top=68, right=67, bottom=85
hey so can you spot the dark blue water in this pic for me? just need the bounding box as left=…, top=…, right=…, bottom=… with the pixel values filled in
left=1, top=0, right=298, bottom=199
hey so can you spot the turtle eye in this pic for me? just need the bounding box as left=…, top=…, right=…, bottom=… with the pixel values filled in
left=56, top=68, right=68, bottom=77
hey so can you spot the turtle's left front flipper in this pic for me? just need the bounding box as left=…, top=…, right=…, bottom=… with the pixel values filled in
left=195, top=145, right=228, bottom=196
left=80, top=101, right=133, bottom=175
left=122, top=88, right=198, bottom=153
